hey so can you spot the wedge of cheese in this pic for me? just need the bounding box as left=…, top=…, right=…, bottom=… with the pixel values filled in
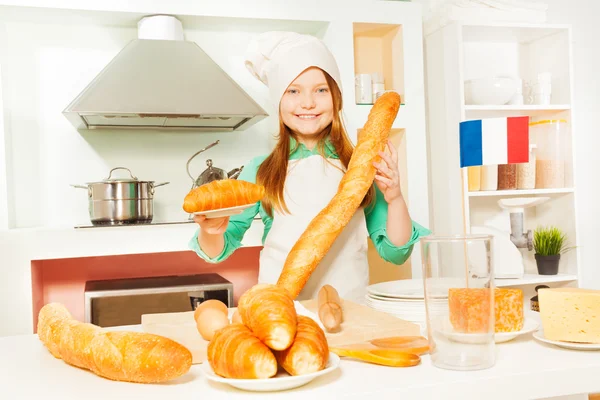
left=448, top=288, right=524, bottom=333
left=538, top=288, right=600, bottom=344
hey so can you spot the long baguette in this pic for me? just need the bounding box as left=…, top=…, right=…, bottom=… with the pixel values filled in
left=277, top=91, right=401, bottom=299
left=37, top=303, right=192, bottom=383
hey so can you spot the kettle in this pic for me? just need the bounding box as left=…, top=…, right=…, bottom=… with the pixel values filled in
left=186, top=140, right=244, bottom=191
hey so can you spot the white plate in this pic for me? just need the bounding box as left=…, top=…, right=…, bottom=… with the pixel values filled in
left=202, top=352, right=340, bottom=392
left=367, top=278, right=460, bottom=299
left=533, top=330, right=600, bottom=351
left=192, top=204, right=254, bottom=219
left=437, top=318, right=539, bottom=344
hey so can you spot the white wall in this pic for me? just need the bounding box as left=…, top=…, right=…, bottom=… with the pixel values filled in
left=415, top=0, right=600, bottom=289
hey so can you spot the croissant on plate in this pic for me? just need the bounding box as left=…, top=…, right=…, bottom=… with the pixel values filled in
left=237, top=283, right=297, bottom=351
left=182, top=179, right=265, bottom=213
left=207, top=323, right=278, bottom=379
left=274, top=315, right=329, bottom=376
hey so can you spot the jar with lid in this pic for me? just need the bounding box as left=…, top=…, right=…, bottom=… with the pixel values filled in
left=480, top=165, right=498, bottom=191
left=517, top=144, right=537, bottom=190
left=498, top=164, right=517, bottom=190
left=467, top=166, right=481, bottom=191
left=529, top=119, right=567, bottom=188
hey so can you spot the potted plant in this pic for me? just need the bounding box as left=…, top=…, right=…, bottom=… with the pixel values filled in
left=533, top=226, right=573, bottom=275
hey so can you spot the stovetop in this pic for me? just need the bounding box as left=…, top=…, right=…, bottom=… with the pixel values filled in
left=74, top=220, right=195, bottom=229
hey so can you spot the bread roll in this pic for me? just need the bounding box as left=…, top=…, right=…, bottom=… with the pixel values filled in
left=207, top=323, right=278, bottom=379
left=277, top=92, right=401, bottom=298
left=237, top=283, right=297, bottom=351
left=37, top=303, right=192, bottom=383
left=183, top=179, right=265, bottom=213
left=317, top=284, right=343, bottom=333
left=274, top=315, right=329, bottom=376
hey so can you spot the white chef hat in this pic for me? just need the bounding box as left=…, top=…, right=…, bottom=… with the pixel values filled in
left=244, top=31, right=342, bottom=108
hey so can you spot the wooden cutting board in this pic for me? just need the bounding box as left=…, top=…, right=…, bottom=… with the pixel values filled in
left=141, top=299, right=420, bottom=364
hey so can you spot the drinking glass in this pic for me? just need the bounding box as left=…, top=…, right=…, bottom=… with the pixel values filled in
left=421, top=234, right=496, bottom=371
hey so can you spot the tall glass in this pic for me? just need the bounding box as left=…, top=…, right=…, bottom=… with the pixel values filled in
left=421, top=234, right=496, bottom=371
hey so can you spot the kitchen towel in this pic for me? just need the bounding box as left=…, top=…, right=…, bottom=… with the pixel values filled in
left=459, top=116, right=529, bottom=167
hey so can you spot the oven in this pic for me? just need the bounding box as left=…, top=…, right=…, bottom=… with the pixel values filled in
left=83, top=273, right=233, bottom=327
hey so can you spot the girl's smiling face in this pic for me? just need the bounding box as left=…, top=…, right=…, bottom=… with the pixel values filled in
left=279, top=67, right=334, bottom=146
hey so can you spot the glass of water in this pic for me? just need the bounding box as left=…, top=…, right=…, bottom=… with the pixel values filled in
left=421, top=234, right=496, bottom=371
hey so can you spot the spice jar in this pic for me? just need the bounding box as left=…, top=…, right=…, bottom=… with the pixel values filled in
left=498, top=164, right=517, bottom=190
left=480, top=165, right=498, bottom=191
left=517, top=144, right=537, bottom=190
left=530, top=120, right=567, bottom=188
left=468, top=166, right=481, bottom=191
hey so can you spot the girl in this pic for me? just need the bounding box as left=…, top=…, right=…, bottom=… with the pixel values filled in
left=189, top=31, right=431, bottom=304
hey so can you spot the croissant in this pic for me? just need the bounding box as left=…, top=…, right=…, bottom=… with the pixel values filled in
left=274, top=315, right=329, bottom=376
left=277, top=91, right=401, bottom=298
left=37, top=303, right=192, bottom=383
left=207, top=323, right=278, bottom=379
left=237, top=283, right=297, bottom=351
left=182, top=179, right=265, bottom=213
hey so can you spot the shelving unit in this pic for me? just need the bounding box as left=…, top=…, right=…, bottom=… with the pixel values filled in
left=424, top=22, right=582, bottom=290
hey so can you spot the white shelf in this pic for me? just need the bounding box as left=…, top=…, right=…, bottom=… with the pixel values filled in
left=464, top=105, right=570, bottom=111
left=495, top=273, right=578, bottom=287
left=468, top=188, right=575, bottom=197
left=461, top=23, right=571, bottom=44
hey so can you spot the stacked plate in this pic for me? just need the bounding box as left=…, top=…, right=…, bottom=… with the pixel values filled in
left=365, top=279, right=449, bottom=331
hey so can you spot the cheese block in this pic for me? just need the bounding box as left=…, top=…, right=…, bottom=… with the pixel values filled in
left=448, top=288, right=524, bottom=333
left=538, top=288, right=600, bottom=344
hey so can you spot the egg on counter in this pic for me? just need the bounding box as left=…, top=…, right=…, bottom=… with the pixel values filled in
left=195, top=307, right=231, bottom=341
left=193, top=299, right=228, bottom=322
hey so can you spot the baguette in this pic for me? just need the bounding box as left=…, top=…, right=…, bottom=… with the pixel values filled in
left=237, top=283, right=297, bottom=351
left=274, top=315, right=329, bottom=376
left=37, top=303, right=192, bottom=383
left=277, top=91, right=401, bottom=298
left=182, top=179, right=265, bottom=213
left=207, top=323, right=278, bottom=379
left=317, top=284, right=343, bottom=333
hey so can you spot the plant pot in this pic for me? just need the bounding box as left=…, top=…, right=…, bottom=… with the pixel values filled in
left=535, top=254, right=561, bottom=275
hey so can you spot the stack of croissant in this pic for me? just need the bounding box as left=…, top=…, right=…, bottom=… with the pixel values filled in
left=206, top=283, right=329, bottom=379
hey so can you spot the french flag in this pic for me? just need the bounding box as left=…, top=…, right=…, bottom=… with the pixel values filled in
left=459, top=116, right=529, bottom=167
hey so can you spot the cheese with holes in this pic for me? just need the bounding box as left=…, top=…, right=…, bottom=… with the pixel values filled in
left=448, top=288, right=524, bottom=333
left=538, top=288, right=600, bottom=344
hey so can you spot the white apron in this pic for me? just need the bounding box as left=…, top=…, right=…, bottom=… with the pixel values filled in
left=258, top=155, right=370, bottom=304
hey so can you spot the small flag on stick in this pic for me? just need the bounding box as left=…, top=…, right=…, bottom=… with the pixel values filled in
left=459, top=116, right=529, bottom=168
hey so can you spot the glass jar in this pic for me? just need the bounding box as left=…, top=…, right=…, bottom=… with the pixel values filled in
left=467, top=166, right=481, bottom=191
left=498, top=164, right=517, bottom=190
left=517, top=144, right=537, bottom=190
left=480, top=165, right=498, bottom=191
left=529, top=120, right=567, bottom=188
left=421, top=235, right=496, bottom=371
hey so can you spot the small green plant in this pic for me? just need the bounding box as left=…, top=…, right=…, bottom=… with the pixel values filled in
left=533, top=226, right=572, bottom=256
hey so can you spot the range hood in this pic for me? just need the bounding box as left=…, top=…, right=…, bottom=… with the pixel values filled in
left=63, top=16, right=268, bottom=131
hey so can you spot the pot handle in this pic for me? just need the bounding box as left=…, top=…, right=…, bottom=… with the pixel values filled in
left=186, top=140, right=220, bottom=184
left=153, top=182, right=170, bottom=188
left=106, top=167, right=137, bottom=181
left=70, top=184, right=88, bottom=189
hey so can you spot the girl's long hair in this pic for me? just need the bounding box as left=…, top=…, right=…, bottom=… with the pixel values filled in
left=256, top=69, right=375, bottom=217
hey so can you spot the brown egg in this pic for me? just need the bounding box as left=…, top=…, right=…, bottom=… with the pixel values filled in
left=196, top=307, right=230, bottom=341
left=193, top=299, right=228, bottom=322
left=232, top=309, right=242, bottom=324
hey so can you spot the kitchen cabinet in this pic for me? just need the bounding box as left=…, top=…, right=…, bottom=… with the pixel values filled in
left=424, top=22, right=582, bottom=295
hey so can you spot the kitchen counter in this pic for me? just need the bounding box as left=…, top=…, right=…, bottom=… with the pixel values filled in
left=1, top=325, right=599, bottom=400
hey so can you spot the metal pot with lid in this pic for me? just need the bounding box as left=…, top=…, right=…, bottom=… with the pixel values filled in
left=71, top=167, right=169, bottom=225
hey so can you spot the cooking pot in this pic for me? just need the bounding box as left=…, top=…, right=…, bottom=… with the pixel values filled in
left=71, top=167, right=169, bottom=225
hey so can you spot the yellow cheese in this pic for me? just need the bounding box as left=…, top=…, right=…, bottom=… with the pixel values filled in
left=538, top=288, right=600, bottom=344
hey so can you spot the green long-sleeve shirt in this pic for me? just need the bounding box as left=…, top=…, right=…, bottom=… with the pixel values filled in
left=189, top=138, right=431, bottom=264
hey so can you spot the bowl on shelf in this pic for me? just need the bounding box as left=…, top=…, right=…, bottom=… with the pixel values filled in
left=464, top=77, right=519, bottom=105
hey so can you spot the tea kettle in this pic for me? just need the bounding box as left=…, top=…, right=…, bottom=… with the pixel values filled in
left=186, top=140, right=244, bottom=191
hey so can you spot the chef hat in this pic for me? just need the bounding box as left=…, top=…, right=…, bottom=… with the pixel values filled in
left=244, top=31, right=342, bottom=108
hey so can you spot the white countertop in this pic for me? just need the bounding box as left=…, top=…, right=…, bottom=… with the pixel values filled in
left=1, top=324, right=599, bottom=400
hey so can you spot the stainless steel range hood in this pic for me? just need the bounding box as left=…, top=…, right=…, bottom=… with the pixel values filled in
left=63, top=16, right=268, bottom=131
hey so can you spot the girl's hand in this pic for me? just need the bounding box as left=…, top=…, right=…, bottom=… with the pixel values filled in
left=373, top=140, right=403, bottom=203
left=193, top=214, right=230, bottom=235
